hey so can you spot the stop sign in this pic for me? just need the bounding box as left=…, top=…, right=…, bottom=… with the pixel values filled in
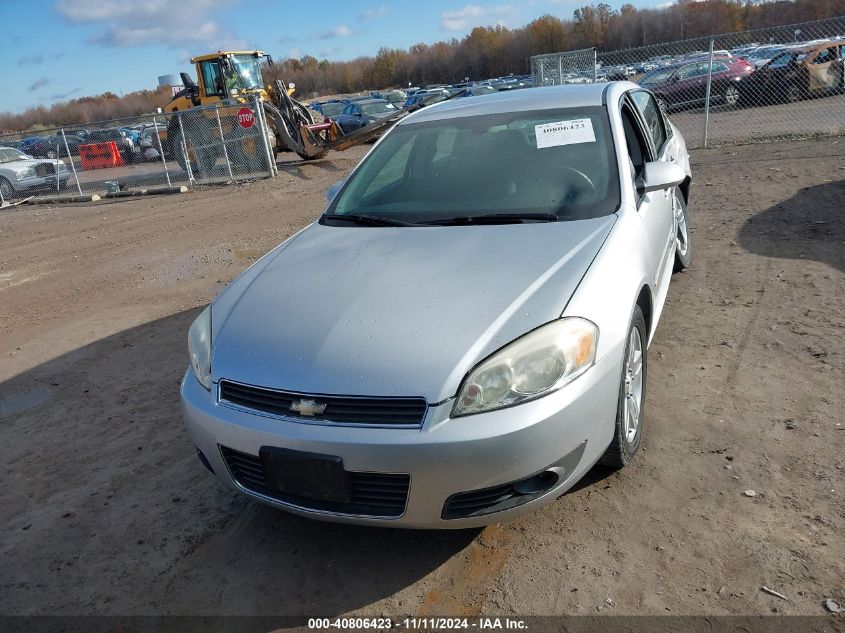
left=237, top=107, right=255, bottom=128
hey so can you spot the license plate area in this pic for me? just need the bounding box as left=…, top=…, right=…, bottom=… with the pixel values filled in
left=259, top=446, right=351, bottom=503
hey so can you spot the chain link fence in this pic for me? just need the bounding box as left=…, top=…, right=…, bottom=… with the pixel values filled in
left=531, top=17, right=845, bottom=148
left=531, top=48, right=597, bottom=86
left=0, top=97, right=277, bottom=204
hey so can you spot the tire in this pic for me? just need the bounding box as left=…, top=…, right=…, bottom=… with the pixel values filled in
left=47, top=149, right=57, bottom=159
left=723, top=84, right=739, bottom=107
left=672, top=187, right=692, bottom=272
left=786, top=82, right=802, bottom=103
left=0, top=176, right=15, bottom=201
left=599, top=305, right=647, bottom=469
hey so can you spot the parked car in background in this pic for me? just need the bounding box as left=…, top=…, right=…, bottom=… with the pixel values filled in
left=311, top=100, right=347, bottom=118
left=451, top=85, right=498, bottom=98
left=371, top=90, right=407, bottom=106
left=739, top=40, right=845, bottom=104
left=85, top=128, right=139, bottom=162
left=335, top=99, right=400, bottom=134
left=0, top=146, right=69, bottom=199
left=180, top=82, right=692, bottom=528
left=638, top=57, right=753, bottom=110
left=402, top=91, right=449, bottom=108
left=27, top=134, right=86, bottom=158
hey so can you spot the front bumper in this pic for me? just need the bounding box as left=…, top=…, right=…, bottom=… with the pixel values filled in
left=180, top=342, right=624, bottom=529
left=13, top=174, right=69, bottom=192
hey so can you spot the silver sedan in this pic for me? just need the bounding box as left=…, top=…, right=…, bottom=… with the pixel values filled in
left=181, top=81, right=692, bottom=528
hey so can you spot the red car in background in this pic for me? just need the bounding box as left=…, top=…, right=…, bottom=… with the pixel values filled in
left=638, top=56, right=754, bottom=111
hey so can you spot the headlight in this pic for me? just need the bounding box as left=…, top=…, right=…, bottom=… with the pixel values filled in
left=452, top=318, right=598, bottom=417
left=188, top=306, right=212, bottom=390
left=14, top=168, right=35, bottom=181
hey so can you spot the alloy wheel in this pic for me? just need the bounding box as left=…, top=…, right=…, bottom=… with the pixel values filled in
left=622, top=327, right=644, bottom=445
left=674, top=192, right=689, bottom=258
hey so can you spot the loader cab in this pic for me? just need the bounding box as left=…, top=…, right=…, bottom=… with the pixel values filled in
left=196, top=52, right=266, bottom=101
left=165, top=51, right=272, bottom=112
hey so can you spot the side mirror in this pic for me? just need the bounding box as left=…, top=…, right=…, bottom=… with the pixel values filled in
left=637, top=162, right=686, bottom=195
left=326, top=179, right=345, bottom=203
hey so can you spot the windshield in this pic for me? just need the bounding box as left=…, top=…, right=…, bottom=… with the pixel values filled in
left=321, top=102, right=345, bottom=117
left=639, top=68, right=674, bottom=86
left=361, top=101, right=397, bottom=115
left=224, top=55, right=263, bottom=91
left=0, top=148, right=29, bottom=164
left=326, top=106, right=619, bottom=223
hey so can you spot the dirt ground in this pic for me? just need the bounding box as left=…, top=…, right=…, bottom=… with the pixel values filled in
left=0, top=139, right=842, bottom=618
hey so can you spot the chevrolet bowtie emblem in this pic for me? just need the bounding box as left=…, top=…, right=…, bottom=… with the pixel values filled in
left=290, top=399, right=327, bottom=416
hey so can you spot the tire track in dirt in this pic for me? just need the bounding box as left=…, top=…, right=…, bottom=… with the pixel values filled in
left=414, top=523, right=518, bottom=616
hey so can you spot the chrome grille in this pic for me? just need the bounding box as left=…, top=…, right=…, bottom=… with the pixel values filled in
left=218, top=380, right=427, bottom=427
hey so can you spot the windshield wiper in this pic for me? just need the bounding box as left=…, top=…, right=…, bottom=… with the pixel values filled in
left=423, top=212, right=559, bottom=226
left=321, top=213, right=421, bottom=227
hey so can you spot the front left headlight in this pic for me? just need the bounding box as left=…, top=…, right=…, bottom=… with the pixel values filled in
left=452, top=317, right=598, bottom=417
left=188, top=306, right=212, bottom=390
left=14, top=168, right=36, bottom=181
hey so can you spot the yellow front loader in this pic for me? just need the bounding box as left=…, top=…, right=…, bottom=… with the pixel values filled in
left=163, top=51, right=414, bottom=171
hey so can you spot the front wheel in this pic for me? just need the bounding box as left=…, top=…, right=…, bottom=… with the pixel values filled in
left=672, top=187, right=692, bottom=272
left=599, top=306, right=647, bottom=469
left=0, top=176, right=15, bottom=200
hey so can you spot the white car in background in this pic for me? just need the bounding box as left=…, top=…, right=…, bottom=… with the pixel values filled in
left=0, top=146, right=69, bottom=199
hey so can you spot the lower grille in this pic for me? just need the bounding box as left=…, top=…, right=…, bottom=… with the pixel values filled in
left=219, top=380, right=427, bottom=427
left=442, top=441, right=587, bottom=520
left=34, top=163, right=56, bottom=176
left=442, top=482, right=535, bottom=520
left=220, top=446, right=410, bottom=518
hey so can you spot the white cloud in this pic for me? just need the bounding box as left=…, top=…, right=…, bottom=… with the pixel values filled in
left=440, top=4, right=519, bottom=32
left=358, top=5, right=388, bottom=21
left=312, top=24, right=353, bottom=40
left=55, top=0, right=243, bottom=49
left=287, top=48, right=303, bottom=59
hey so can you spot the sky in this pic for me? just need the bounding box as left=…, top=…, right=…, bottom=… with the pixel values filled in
left=1, top=0, right=666, bottom=113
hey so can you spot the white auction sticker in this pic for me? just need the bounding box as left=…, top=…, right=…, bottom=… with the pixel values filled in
left=535, top=118, right=596, bottom=148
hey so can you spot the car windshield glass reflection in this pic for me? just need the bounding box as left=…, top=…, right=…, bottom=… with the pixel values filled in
left=360, top=102, right=397, bottom=115
left=326, top=107, right=620, bottom=224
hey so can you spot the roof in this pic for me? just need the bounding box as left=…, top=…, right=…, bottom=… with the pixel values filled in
left=403, top=83, right=621, bottom=124
left=191, top=51, right=266, bottom=63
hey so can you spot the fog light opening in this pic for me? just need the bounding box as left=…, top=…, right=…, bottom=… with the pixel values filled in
left=512, top=469, right=559, bottom=495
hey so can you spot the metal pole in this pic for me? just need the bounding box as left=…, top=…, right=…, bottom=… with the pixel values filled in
left=177, top=114, right=195, bottom=184
left=215, top=107, right=235, bottom=183
left=255, top=96, right=276, bottom=178
left=60, top=129, right=83, bottom=195
left=593, top=49, right=598, bottom=83
left=558, top=56, right=563, bottom=86
left=702, top=38, right=715, bottom=148
left=54, top=138, right=61, bottom=192
left=152, top=116, right=171, bottom=187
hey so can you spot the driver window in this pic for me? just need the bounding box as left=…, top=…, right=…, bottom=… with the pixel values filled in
left=630, top=91, right=667, bottom=153
left=200, top=61, right=224, bottom=97
left=813, top=48, right=835, bottom=64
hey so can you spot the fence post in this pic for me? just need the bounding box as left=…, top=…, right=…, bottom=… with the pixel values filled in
left=702, top=38, right=715, bottom=148
left=255, top=96, right=276, bottom=178
left=593, top=49, right=598, bottom=83
left=54, top=138, right=61, bottom=192
left=558, top=56, right=563, bottom=86
left=177, top=114, right=195, bottom=185
left=60, top=129, right=83, bottom=195
left=151, top=115, right=171, bottom=187
left=215, top=107, right=235, bottom=183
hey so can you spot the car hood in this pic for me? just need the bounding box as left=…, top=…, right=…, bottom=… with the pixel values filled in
left=211, top=217, right=615, bottom=403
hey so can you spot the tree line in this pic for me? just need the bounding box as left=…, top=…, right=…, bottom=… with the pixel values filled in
left=2, top=0, right=843, bottom=133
